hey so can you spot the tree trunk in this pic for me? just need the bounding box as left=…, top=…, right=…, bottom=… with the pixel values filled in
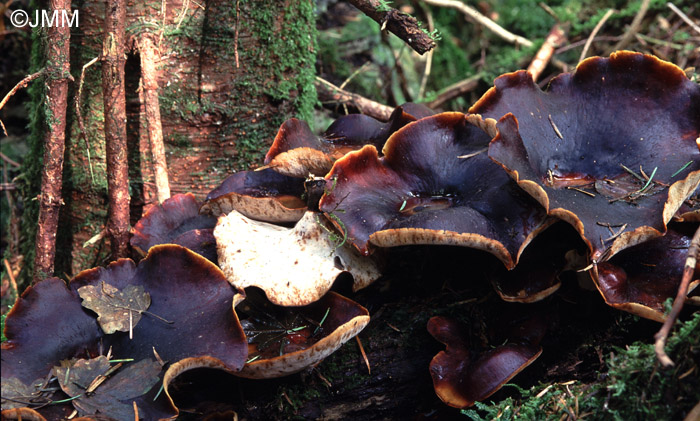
left=102, top=0, right=130, bottom=259
left=20, top=0, right=317, bottom=281
left=32, top=0, right=71, bottom=282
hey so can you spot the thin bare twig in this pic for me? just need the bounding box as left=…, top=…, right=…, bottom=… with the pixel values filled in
left=347, top=0, right=436, bottom=55
left=654, top=225, right=700, bottom=367
left=609, top=0, right=651, bottom=52
left=0, top=151, right=20, bottom=167
left=580, top=8, right=615, bottom=62
left=527, top=23, right=566, bottom=81
left=556, top=36, right=621, bottom=54
left=75, top=56, right=99, bottom=184
left=427, top=73, right=483, bottom=109
left=667, top=2, right=700, bottom=35
left=315, top=77, right=393, bottom=121
left=423, top=0, right=533, bottom=47
left=3, top=258, right=18, bottom=300
left=234, top=0, right=240, bottom=68
left=0, top=70, right=45, bottom=136
left=418, top=2, right=435, bottom=99
left=158, top=0, right=167, bottom=47
left=339, top=61, right=371, bottom=91
left=356, top=336, right=371, bottom=374
left=175, top=0, right=190, bottom=30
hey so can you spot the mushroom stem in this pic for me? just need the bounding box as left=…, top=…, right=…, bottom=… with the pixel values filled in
left=654, top=224, right=700, bottom=367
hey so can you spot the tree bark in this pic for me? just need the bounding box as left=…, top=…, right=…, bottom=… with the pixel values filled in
left=33, top=0, right=71, bottom=282
left=102, top=0, right=130, bottom=259
left=19, top=0, right=319, bottom=278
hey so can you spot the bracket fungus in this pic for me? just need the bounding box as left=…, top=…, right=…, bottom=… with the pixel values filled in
left=131, top=193, right=217, bottom=262
left=200, top=168, right=307, bottom=223
left=318, top=112, right=549, bottom=268
left=214, top=210, right=381, bottom=306
left=471, top=51, right=700, bottom=261
left=4, top=50, right=699, bottom=416
left=591, top=223, right=700, bottom=322
left=428, top=315, right=544, bottom=409
left=490, top=222, right=587, bottom=303
left=235, top=290, right=370, bottom=379
left=2, top=245, right=247, bottom=419
left=263, top=103, right=434, bottom=178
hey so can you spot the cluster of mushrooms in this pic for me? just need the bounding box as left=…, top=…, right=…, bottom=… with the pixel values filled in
left=2, top=51, right=699, bottom=419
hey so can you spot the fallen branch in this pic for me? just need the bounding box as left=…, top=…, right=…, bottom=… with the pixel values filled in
left=0, top=70, right=45, bottom=136
left=427, top=73, right=482, bottom=109
left=347, top=0, right=436, bottom=55
left=102, top=0, right=131, bottom=259
left=526, top=23, right=566, bottom=81
left=423, top=0, right=533, bottom=48
left=137, top=33, right=171, bottom=203
left=33, top=0, right=71, bottom=282
left=315, top=77, right=393, bottom=121
left=654, top=224, right=700, bottom=367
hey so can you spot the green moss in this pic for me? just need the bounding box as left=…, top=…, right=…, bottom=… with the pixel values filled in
left=241, top=0, right=318, bottom=125
left=274, top=339, right=373, bottom=417
left=1, top=312, right=7, bottom=342
left=16, top=11, right=48, bottom=285
left=462, top=314, right=700, bottom=420
left=167, top=132, right=192, bottom=148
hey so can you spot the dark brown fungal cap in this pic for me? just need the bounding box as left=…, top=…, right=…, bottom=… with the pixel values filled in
left=234, top=289, right=370, bottom=378
left=131, top=193, right=217, bottom=259
left=263, top=104, right=435, bottom=178
left=1, top=245, right=247, bottom=419
left=428, top=316, right=542, bottom=408
left=318, top=112, right=547, bottom=268
left=591, top=223, right=700, bottom=322
left=71, top=245, right=247, bottom=373
left=0, top=275, right=178, bottom=419
left=491, top=222, right=587, bottom=303
left=1, top=278, right=102, bottom=385
left=201, top=168, right=306, bottom=223
left=323, top=102, right=435, bottom=149
left=471, top=51, right=700, bottom=261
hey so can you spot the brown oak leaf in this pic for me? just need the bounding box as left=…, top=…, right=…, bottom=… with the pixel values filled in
left=78, top=282, right=151, bottom=335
